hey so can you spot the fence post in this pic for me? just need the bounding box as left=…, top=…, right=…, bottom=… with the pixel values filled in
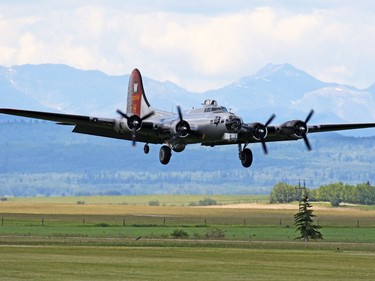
left=244, top=219, right=246, bottom=226
left=123, top=218, right=126, bottom=226
left=42, top=218, right=44, bottom=226
left=1, top=217, right=3, bottom=226
left=357, top=220, right=360, bottom=228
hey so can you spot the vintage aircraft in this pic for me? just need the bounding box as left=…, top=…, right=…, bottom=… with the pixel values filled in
left=1, top=68, right=375, bottom=168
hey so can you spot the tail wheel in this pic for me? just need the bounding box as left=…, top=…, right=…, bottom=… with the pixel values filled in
left=159, top=145, right=172, bottom=165
left=240, top=148, right=253, bottom=168
left=144, top=144, right=150, bottom=154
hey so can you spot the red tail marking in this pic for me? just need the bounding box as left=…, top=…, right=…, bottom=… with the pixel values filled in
left=127, top=68, right=151, bottom=117
left=131, top=72, right=142, bottom=116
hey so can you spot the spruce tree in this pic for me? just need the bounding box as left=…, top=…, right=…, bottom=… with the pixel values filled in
left=294, top=196, right=323, bottom=241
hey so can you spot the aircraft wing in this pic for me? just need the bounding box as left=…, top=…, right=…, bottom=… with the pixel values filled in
left=263, top=122, right=375, bottom=143
left=0, top=108, right=115, bottom=127
left=0, top=108, right=163, bottom=143
left=307, top=123, right=375, bottom=133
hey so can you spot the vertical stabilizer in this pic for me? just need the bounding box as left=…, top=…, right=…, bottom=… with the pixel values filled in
left=126, top=68, right=153, bottom=117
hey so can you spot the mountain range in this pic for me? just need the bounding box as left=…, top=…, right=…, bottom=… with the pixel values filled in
left=1, top=63, right=375, bottom=129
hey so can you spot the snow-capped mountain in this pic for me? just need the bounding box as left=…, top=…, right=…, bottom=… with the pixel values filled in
left=202, top=63, right=374, bottom=123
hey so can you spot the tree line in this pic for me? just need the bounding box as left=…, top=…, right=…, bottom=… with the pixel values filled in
left=270, top=181, right=375, bottom=206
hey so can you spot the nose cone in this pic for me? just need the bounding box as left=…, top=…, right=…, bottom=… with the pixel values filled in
left=225, top=114, right=242, bottom=132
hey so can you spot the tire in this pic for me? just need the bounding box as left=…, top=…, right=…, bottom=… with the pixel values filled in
left=144, top=144, right=150, bottom=154
left=240, top=148, right=253, bottom=168
left=159, top=145, right=172, bottom=165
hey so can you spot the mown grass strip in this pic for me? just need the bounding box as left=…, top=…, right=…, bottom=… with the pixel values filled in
left=1, top=244, right=375, bottom=281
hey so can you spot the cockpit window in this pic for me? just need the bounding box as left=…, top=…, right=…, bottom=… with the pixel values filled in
left=204, top=106, right=228, bottom=113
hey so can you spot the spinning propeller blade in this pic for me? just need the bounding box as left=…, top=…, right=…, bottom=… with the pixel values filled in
left=177, top=106, right=183, bottom=122
left=261, top=114, right=276, bottom=154
left=116, top=109, right=129, bottom=119
left=116, top=109, right=154, bottom=147
left=305, top=109, right=314, bottom=124
left=303, top=110, right=314, bottom=150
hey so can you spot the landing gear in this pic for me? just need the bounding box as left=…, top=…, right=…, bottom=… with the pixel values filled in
left=238, top=144, right=253, bottom=168
left=144, top=143, right=150, bottom=154
left=159, top=145, right=172, bottom=165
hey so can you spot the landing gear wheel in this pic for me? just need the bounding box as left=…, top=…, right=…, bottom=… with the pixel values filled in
left=240, top=148, right=253, bottom=168
left=144, top=144, right=150, bottom=154
left=159, top=145, right=172, bottom=165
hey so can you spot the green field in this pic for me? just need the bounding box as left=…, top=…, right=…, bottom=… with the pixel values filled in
left=1, top=195, right=375, bottom=280
left=1, top=245, right=375, bottom=281
left=0, top=246, right=375, bottom=281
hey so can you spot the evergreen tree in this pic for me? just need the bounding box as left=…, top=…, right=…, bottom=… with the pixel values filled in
left=294, top=196, right=323, bottom=241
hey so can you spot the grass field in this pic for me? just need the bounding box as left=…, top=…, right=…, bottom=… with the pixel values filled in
left=1, top=195, right=375, bottom=280
left=1, top=244, right=375, bottom=281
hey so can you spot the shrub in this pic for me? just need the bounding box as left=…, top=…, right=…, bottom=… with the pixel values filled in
left=95, top=223, right=110, bottom=227
left=205, top=227, right=225, bottom=239
left=170, top=228, right=189, bottom=239
left=198, top=198, right=217, bottom=206
left=148, top=200, right=160, bottom=206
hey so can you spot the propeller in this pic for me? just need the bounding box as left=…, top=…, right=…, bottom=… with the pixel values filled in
left=260, top=114, right=276, bottom=154
left=296, top=109, right=314, bottom=151
left=177, top=105, right=183, bottom=122
left=303, top=109, right=314, bottom=150
left=175, top=105, right=191, bottom=137
left=168, top=105, right=192, bottom=148
left=116, top=109, right=154, bottom=146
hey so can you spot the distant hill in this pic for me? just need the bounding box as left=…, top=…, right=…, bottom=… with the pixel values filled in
left=0, top=121, right=374, bottom=197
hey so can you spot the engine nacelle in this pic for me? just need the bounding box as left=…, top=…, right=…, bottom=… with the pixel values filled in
left=114, top=118, right=131, bottom=133
left=243, top=122, right=268, bottom=141
left=280, top=120, right=308, bottom=139
left=115, top=114, right=148, bottom=133
left=170, top=120, right=191, bottom=138
left=250, top=122, right=267, bottom=141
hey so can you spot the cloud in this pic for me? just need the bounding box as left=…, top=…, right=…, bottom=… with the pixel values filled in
left=0, top=2, right=374, bottom=91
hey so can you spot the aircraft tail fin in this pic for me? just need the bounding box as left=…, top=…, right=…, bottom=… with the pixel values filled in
left=126, top=68, right=153, bottom=118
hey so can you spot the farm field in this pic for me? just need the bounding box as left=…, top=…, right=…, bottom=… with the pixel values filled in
left=1, top=245, right=375, bottom=281
left=1, top=195, right=375, bottom=280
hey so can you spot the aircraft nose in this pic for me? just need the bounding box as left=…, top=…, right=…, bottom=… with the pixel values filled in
left=225, top=114, right=242, bottom=132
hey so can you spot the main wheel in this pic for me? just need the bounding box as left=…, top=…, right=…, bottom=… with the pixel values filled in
left=159, top=145, right=172, bottom=165
left=240, top=148, right=253, bottom=168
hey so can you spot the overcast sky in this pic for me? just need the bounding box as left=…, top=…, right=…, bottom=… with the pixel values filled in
left=1, top=0, right=374, bottom=92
